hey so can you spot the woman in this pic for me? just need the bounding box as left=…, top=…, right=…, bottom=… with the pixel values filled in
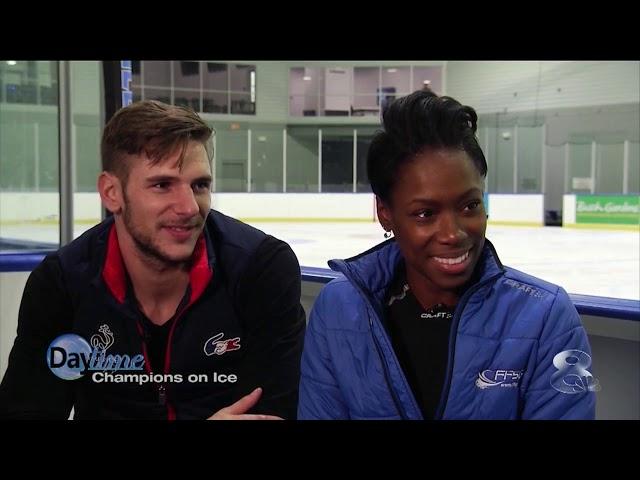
left=298, top=90, right=596, bottom=420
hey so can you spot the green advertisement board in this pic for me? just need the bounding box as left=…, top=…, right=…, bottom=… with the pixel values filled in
left=576, top=195, right=640, bottom=225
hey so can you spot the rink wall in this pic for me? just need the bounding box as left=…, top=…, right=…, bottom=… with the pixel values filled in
left=563, top=194, right=640, bottom=230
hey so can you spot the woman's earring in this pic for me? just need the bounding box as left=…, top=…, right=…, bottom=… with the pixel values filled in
left=384, top=230, right=392, bottom=239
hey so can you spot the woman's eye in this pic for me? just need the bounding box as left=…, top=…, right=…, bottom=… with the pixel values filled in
left=416, top=210, right=434, bottom=219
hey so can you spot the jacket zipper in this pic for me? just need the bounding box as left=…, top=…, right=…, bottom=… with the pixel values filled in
left=135, top=321, right=167, bottom=408
left=136, top=312, right=184, bottom=418
left=433, top=274, right=502, bottom=419
left=368, top=316, right=408, bottom=420
left=161, top=303, right=193, bottom=420
left=158, top=385, right=166, bottom=406
left=334, top=261, right=419, bottom=419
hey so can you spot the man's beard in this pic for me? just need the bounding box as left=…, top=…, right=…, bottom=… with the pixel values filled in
left=122, top=196, right=200, bottom=269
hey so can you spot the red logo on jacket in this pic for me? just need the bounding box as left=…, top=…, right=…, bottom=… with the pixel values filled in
left=204, top=332, right=241, bottom=356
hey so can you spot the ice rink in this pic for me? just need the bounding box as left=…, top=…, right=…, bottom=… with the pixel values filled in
left=249, top=222, right=640, bottom=301
left=1, top=221, right=638, bottom=300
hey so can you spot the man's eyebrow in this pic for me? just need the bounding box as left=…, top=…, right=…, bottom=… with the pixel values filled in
left=193, top=175, right=213, bottom=182
left=145, top=175, right=176, bottom=183
left=144, top=175, right=213, bottom=183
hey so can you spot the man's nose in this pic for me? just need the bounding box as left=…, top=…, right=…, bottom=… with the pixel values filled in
left=173, top=186, right=200, bottom=217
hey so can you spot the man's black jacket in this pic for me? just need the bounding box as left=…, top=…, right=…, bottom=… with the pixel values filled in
left=0, top=210, right=306, bottom=419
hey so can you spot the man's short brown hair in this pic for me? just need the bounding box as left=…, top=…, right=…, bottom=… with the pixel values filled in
left=101, top=100, right=214, bottom=183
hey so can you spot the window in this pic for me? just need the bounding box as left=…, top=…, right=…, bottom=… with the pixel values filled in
left=130, top=61, right=256, bottom=116
left=0, top=61, right=60, bottom=251
left=289, top=67, right=323, bottom=116
left=289, top=65, right=443, bottom=117
left=1, top=61, right=58, bottom=106
left=321, top=127, right=354, bottom=192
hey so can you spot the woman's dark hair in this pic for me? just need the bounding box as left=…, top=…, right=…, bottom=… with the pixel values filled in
left=367, top=90, right=487, bottom=203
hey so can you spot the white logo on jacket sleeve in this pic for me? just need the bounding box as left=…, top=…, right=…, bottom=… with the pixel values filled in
left=475, top=369, right=524, bottom=389
left=203, top=332, right=241, bottom=356
left=550, top=350, right=600, bottom=393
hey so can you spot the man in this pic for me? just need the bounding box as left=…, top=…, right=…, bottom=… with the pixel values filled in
left=0, top=100, right=306, bottom=420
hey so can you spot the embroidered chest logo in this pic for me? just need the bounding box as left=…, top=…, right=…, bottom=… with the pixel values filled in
left=476, top=369, right=524, bottom=389
left=90, top=324, right=114, bottom=352
left=204, top=332, right=241, bottom=356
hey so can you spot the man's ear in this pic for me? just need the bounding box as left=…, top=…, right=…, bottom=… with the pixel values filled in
left=98, top=171, right=123, bottom=215
left=376, top=196, right=393, bottom=232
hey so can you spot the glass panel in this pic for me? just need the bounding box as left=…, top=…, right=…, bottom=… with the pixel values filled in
left=174, top=89, right=201, bottom=112
left=230, top=93, right=254, bottom=115
left=0, top=122, right=37, bottom=190
left=289, top=95, right=319, bottom=116
left=289, top=67, right=321, bottom=116
left=377, top=87, right=397, bottom=114
left=544, top=144, right=566, bottom=216
left=353, top=67, right=379, bottom=94
left=131, top=60, right=141, bottom=86
left=38, top=61, right=58, bottom=105
left=496, top=126, right=515, bottom=193
left=37, top=120, right=59, bottom=192
left=568, top=142, right=592, bottom=193
left=2, top=60, right=40, bottom=104
left=251, top=126, right=283, bottom=192
left=595, top=142, right=624, bottom=193
left=132, top=86, right=142, bottom=103
left=324, top=95, right=350, bottom=116
left=381, top=66, right=410, bottom=95
left=203, top=63, right=228, bottom=90
left=230, top=64, right=254, bottom=92
left=71, top=61, right=102, bottom=239
left=351, top=95, right=380, bottom=117
left=144, top=88, right=171, bottom=105
left=215, top=123, right=248, bottom=192
left=486, top=126, right=498, bottom=193
left=289, top=68, right=306, bottom=96
left=356, top=126, right=379, bottom=192
left=143, top=61, right=171, bottom=87
left=412, top=66, right=442, bottom=94
left=75, top=122, right=101, bottom=191
left=173, top=61, right=200, bottom=89
left=629, top=142, right=639, bottom=193
left=321, top=127, right=354, bottom=192
left=517, top=125, right=542, bottom=193
left=0, top=60, right=59, bottom=251
left=203, top=91, right=228, bottom=113
left=324, top=67, right=351, bottom=116
left=286, top=127, right=318, bottom=192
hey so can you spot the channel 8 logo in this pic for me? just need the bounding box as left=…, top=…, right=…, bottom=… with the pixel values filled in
left=550, top=349, right=600, bottom=393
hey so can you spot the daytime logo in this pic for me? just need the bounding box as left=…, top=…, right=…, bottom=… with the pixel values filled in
left=47, top=333, right=144, bottom=380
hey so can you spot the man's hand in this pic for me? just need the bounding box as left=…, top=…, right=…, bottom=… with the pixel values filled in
left=208, top=387, right=283, bottom=420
